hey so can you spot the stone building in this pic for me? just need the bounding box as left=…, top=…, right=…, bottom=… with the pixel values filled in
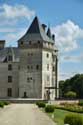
left=0, top=16, right=59, bottom=100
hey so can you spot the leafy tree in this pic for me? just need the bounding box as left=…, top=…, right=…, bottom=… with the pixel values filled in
left=64, top=91, right=77, bottom=99
left=59, top=74, right=83, bottom=99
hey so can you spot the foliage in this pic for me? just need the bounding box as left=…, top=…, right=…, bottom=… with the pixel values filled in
left=3, top=101, right=10, bottom=105
left=0, top=101, right=10, bottom=108
left=55, top=104, right=83, bottom=113
left=45, top=105, right=55, bottom=113
left=0, top=102, right=4, bottom=108
left=59, top=74, right=83, bottom=98
left=36, top=101, right=46, bottom=108
left=64, top=91, right=77, bottom=99
left=78, top=100, right=83, bottom=106
left=64, top=114, right=83, bottom=125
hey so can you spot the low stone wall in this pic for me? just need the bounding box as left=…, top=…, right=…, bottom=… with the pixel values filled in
left=49, top=100, right=79, bottom=105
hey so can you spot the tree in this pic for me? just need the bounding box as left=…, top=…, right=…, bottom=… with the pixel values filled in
left=59, top=74, right=83, bottom=99
left=64, top=91, right=77, bottom=99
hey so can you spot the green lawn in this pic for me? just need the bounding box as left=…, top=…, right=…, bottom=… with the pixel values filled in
left=48, top=108, right=83, bottom=125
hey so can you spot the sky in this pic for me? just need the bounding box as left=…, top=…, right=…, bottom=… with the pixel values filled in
left=0, top=0, right=83, bottom=80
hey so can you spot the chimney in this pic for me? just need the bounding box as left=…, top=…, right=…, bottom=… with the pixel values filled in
left=52, top=34, right=55, bottom=41
left=42, top=24, right=47, bottom=31
left=0, top=40, right=5, bottom=49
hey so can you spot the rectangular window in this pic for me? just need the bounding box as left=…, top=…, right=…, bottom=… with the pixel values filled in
left=8, top=64, right=12, bottom=70
left=7, top=88, right=12, bottom=97
left=8, top=76, right=12, bottom=83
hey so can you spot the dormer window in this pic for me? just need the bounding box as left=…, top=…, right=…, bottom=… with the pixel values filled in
left=8, top=55, right=12, bottom=61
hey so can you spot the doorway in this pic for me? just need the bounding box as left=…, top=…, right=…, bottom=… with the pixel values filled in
left=23, top=92, right=27, bottom=98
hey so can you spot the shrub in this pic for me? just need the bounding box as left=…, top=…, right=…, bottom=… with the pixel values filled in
left=45, top=105, right=55, bottom=113
left=4, top=101, right=10, bottom=105
left=64, top=114, right=83, bottom=125
left=36, top=101, right=46, bottom=108
left=64, top=91, right=77, bottom=99
left=0, top=102, right=4, bottom=108
left=78, top=100, right=83, bottom=106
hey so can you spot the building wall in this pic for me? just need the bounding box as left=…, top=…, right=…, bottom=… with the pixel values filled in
left=42, top=49, right=56, bottom=100
left=19, top=48, right=42, bottom=98
left=0, top=62, right=19, bottom=98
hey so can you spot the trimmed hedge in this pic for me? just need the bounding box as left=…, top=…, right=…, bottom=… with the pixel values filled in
left=36, top=101, right=46, bottom=108
left=64, top=114, right=83, bottom=125
left=78, top=100, right=83, bottom=106
left=0, top=101, right=10, bottom=108
left=0, top=102, right=4, bottom=108
left=4, top=101, right=10, bottom=105
left=55, top=105, right=83, bottom=113
left=45, top=105, right=55, bottom=113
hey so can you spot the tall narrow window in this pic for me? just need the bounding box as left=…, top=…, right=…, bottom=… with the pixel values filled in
left=47, top=64, right=49, bottom=70
left=8, top=76, right=12, bottom=83
left=36, top=65, right=39, bottom=70
left=8, top=64, right=12, bottom=70
left=47, top=53, right=49, bottom=58
left=29, top=41, right=32, bottom=45
left=7, top=88, right=12, bottom=97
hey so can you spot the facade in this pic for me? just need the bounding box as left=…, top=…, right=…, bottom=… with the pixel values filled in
left=0, top=17, right=59, bottom=100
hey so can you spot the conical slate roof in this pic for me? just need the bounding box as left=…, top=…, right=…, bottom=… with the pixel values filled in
left=18, top=16, right=54, bottom=43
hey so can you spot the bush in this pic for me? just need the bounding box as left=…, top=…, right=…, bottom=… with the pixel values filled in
left=4, top=101, right=10, bottom=105
left=45, top=105, right=55, bottom=113
left=0, top=102, right=4, bottom=108
left=36, top=101, right=46, bottom=108
left=64, top=114, right=83, bottom=125
left=78, top=100, right=83, bottom=106
left=65, top=91, right=77, bottom=99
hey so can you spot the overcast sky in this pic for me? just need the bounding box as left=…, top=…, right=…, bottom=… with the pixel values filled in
left=0, top=0, right=83, bottom=80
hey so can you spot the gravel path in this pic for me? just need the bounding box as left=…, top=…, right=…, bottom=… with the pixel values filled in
left=0, top=104, right=56, bottom=125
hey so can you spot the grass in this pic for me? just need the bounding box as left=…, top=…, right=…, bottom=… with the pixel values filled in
left=48, top=108, right=83, bottom=125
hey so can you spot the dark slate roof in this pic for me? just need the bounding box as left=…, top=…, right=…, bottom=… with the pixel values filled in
left=18, top=16, right=54, bottom=43
left=0, top=47, right=19, bottom=62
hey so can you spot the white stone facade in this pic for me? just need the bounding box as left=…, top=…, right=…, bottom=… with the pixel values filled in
left=0, top=17, right=59, bottom=100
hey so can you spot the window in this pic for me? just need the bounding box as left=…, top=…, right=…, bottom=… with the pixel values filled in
left=27, top=77, right=32, bottom=82
left=31, top=66, right=33, bottom=69
left=36, top=65, right=39, bottom=70
left=8, top=76, right=12, bottom=83
left=21, top=41, right=23, bottom=45
left=29, top=41, right=32, bottom=45
left=53, top=66, right=55, bottom=71
left=47, top=53, right=49, bottom=58
left=8, top=55, right=12, bottom=61
left=8, top=64, right=12, bottom=70
left=47, top=64, right=49, bottom=70
left=47, top=76, right=50, bottom=81
left=27, top=66, right=30, bottom=69
left=38, top=41, right=40, bottom=44
left=7, top=88, right=12, bottom=97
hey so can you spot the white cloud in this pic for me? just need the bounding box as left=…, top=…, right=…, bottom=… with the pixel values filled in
left=61, top=54, right=83, bottom=63
left=52, top=20, right=83, bottom=52
left=1, top=28, right=27, bottom=46
left=0, top=4, right=35, bottom=25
